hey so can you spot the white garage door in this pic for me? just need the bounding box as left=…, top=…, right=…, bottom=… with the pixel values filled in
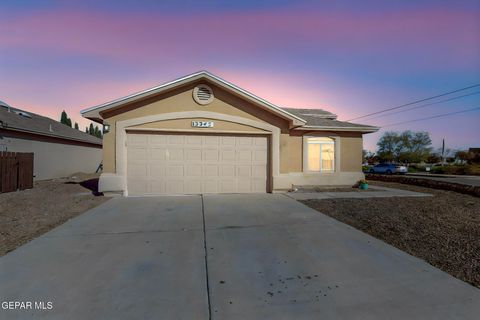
left=126, top=133, right=268, bottom=195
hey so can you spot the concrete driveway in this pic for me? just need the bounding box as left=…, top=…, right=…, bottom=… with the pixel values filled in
left=1, top=194, right=479, bottom=319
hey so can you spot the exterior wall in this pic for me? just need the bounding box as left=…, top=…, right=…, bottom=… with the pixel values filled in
left=101, top=81, right=289, bottom=173
left=130, top=118, right=268, bottom=133
left=97, top=80, right=367, bottom=193
left=1, top=136, right=102, bottom=180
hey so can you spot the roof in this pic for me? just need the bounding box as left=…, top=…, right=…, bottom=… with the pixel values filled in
left=0, top=104, right=102, bottom=146
left=81, top=70, right=378, bottom=133
left=81, top=71, right=306, bottom=127
left=283, top=107, right=378, bottom=132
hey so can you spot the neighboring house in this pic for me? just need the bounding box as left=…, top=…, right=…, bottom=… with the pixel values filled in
left=0, top=101, right=102, bottom=180
left=81, top=71, right=378, bottom=196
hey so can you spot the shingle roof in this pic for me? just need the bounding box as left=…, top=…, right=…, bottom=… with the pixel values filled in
left=281, top=107, right=378, bottom=130
left=0, top=104, right=102, bottom=145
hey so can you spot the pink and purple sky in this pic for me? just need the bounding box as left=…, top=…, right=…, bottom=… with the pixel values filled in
left=1, top=0, right=479, bottom=151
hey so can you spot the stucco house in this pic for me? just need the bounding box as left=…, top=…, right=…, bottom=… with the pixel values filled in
left=81, top=71, right=378, bottom=196
left=0, top=101, right=102, bottom=180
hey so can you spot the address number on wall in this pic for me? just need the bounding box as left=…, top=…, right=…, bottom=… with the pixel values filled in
left=191, top=121, right=214, bottom=128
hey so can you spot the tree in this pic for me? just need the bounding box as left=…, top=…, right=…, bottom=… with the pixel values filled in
left=377, top=130, right=432, bottom=163
left=85, top=127, right=89, bottom=133
left=93, top=125, right=102, bottom=139
left=74, top=122, right=79, bottom=130
left=60, top=110, right=72, bottom=127
left=89, top=123, right=94, bottom=135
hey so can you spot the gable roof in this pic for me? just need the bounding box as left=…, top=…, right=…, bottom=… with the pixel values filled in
left=80, top=71, right=378, bottom=133
left=0, top=104, right=102, bottom=146
left=81, top=71, right=306, bottom=127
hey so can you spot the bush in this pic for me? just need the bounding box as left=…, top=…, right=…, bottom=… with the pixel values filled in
left=430, top=166, right=445, bottom=174
left=408, top=166, right=418, bottom=173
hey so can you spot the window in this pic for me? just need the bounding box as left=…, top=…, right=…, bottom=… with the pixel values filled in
left=306, top=137, right=335, bottom=172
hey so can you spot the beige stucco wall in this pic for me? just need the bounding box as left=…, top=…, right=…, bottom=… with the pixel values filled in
left=2, top=136, right=102, bottom=180
left=129, top=118, right=268, bottom=133
left=102, top=82, right=288, bottom=173
left=340, top=136, right=363, bottom=172
left=280, top=134, right=362, bottom=173
left=100, top=81, right=364, bottom=178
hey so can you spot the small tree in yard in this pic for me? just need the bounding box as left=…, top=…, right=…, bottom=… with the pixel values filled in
left=74, top=122, right=79, bottom=130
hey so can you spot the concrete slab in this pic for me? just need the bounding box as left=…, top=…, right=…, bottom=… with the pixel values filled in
left=204, top=194, right=480, bottom=320
left=0, top=196, right=208, bottom=320
left=287, top=185, right=431, bottom=200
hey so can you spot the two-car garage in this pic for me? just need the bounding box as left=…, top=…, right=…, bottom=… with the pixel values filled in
left=126, top=133, right=269, bottom=196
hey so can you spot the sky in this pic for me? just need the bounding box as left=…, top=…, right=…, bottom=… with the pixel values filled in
left=1, top=0, right=479, bottom=152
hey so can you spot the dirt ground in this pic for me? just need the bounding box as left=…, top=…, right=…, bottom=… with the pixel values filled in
left=294, top=186, right=378, bottom=193
left=0, top=173, right=111, bottom=256
left=301, top=181, right=480, bottom=288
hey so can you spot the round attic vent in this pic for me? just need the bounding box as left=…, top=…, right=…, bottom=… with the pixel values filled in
left=193, top=84, right=214, bottom=105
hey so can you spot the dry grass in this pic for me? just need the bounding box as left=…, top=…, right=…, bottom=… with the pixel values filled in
left=0, top=173, right=110, bottom=256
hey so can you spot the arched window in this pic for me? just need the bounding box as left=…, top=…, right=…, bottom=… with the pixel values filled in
left=306, top=137, right=335, bottom=172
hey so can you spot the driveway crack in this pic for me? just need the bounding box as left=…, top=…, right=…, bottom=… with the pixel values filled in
left=201, top=195, right=212, bottom=319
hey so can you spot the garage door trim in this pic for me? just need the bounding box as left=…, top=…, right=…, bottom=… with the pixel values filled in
left=126, top=130, right=272, bottom=195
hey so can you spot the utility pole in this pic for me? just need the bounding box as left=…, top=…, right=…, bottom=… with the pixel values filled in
left=441, top=139, right=445, bottom=164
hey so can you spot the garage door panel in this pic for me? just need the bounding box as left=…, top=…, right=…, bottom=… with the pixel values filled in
left=128, top=147, right=148, bottom=161
left=168, top=149, right=184, bottom=161
left=150, top=148, right=167, bottom=161
left=149, top=165, right=166, bottom=177
left=185, top=148, right=202, bottom=161
left=186, top=165, right=202, bottom=177
left=186, top=136, right=202, bottom=145
left=203, top=180, right=218, bottom=193
left=168, top=135, right=184, bottom=144
left=166, top=180, right=184, bottom=193
left=220, top=149, right=235, bottom=161
left=150, top=181, right=166, bottom=194
left=204, top=165, right=219, bottom=177
left=236, top=179, right=252, bottom=193
left=128, top=164, right=147, bottom=178
left=127, top=133, right=267, bottom=195
left=236, top=150, right=252, bottom=162
left=166, top=165, right=184, bottom=177
left=219, top=165, right=235, bottom=177
left=221, top=136, right=235, bottom=146
left=219, top=180, right=236, bottom=193
left=184, top=181, right=202, bottom=194
left=204, top=136, right=220, bottom=145
left=127, top=134, right=148, bottom=146
left=203, top=149, right=219, bottom=161
left=149, top=135, right=167, bottom=145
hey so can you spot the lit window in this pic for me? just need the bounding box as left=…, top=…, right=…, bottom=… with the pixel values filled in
left=306, top=137, right=335, bottom=172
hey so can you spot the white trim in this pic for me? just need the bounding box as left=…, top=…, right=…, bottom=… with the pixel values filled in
left=297, top=125, right=379, bottom=133
left=81, top=71, right=306, bottom=126
left=303, top=135, right=341, bottom=173
left=126, top=128, right=268, bottom=135
left=114, top=111, right=281, bottom=196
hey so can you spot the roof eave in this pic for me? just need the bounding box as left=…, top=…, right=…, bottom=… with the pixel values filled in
left=296, top=125, right=380, bottom=133
left=1, top=125, right=102, bottom=146
left=80, top=71, right=307, bottom=126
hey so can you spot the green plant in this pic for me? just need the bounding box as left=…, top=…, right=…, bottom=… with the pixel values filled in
left=358, top=179, right=368, bottom=185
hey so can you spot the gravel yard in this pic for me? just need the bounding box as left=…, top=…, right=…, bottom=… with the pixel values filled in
left=0, top=173, right=110, bottom=256
left=301, top=181, right=480, bottom=288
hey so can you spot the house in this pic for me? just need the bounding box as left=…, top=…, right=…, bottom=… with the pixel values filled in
left=0, top=101, right=102, bottom=180
left=81, top=71, right=378, bottom=196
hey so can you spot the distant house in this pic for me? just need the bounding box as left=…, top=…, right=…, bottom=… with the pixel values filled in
left=0, top=100, right=102, bottom=180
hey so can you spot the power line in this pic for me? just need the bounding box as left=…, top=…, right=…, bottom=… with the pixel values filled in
left=381, top=106, right=480, bottom=128
left=364, top=91, right=480, bottom=121
left=346, top=84, right=480, bottom=121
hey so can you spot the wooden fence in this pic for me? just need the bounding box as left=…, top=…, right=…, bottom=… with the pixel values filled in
left=0, top=152, right=34, bottom=193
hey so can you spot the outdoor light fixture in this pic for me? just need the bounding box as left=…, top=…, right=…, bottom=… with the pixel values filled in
left=103, top=123, right=110, bottom=134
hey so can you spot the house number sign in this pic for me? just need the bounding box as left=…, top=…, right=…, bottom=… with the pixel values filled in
left=191, top=121, right=214, bottom=128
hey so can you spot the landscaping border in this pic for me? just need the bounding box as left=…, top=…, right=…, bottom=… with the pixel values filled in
left=365, top=174, right=480, bottom=197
